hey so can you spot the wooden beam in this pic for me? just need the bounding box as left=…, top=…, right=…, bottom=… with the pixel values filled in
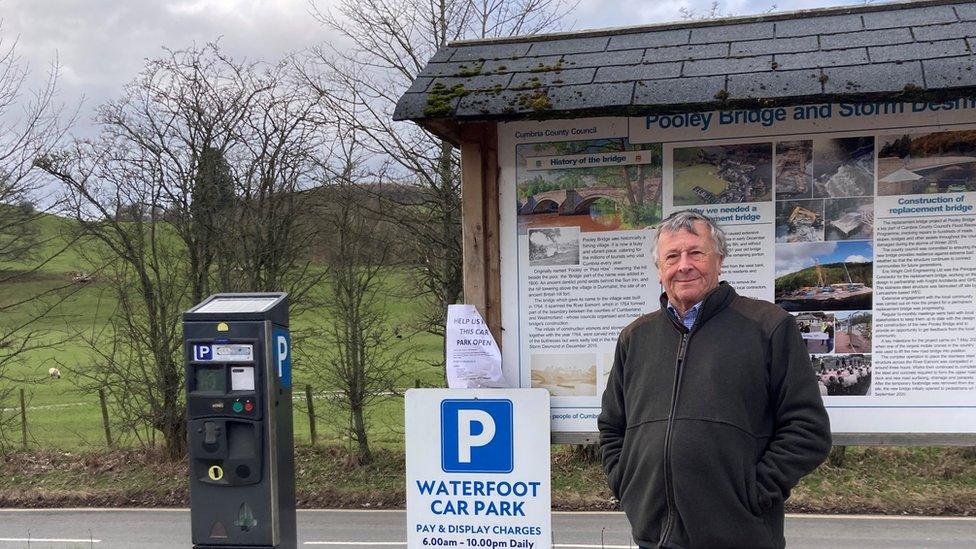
left=459, top=122, right=502, bottom=346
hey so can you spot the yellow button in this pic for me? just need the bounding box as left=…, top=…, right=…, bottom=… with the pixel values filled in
left=208, top=465, right=224, bottom=481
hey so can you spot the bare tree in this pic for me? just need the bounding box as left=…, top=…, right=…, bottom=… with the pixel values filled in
left=306, top=0, right=576, bottom=338
left=36, top=44, right=328, bottom=459
left=303, top=128, right=410, bottom=464
left=0, top=27, right=73, bottom=449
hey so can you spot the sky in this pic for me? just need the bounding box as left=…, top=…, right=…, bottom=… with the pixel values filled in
left=2, top=0, right=868, bottom=140
left=775, top=240, right=875, bottom=276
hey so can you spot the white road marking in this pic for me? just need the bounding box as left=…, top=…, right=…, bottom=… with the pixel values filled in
left=0, top=538, right=101, bottom=543
left=305, top=543, right=405, bottom=546
left=303, top=541, right=634, bottom=549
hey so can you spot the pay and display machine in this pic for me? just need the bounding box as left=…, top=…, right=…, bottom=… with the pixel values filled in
left=184, top=293, right=296, bottom=549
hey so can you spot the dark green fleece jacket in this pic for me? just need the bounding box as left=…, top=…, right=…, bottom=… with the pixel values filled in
left=598, top=283, right=831, bottom=549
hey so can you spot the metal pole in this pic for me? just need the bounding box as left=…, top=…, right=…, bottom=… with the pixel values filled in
left=99, top=388, right=113, bottom=448
left=19, top=388, right=27, bottom=450
left=305, top=384, right=317, bottom=446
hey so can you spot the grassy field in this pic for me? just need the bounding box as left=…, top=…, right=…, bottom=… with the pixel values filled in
left=2, top=445, right=974, bottom=514
left=0, top=212, right=443, bottom=451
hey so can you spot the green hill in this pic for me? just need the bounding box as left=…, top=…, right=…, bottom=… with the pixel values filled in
left=775, top=261, right=874, bottom=294
left=0, top=209, right=443, bottom=450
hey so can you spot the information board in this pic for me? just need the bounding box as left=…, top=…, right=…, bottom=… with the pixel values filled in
left=497, top=100, right=976, bottom=436
left=405, top=389, right=551, bottom=549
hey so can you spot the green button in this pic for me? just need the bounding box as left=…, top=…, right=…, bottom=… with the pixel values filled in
left=232, top=401, right=244, bottom=413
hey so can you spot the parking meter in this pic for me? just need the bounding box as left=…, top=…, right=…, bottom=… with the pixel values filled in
left=184, top=293, right=296, bottom=549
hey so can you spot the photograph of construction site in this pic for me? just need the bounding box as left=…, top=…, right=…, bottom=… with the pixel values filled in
left=672, top=142, right=773, bottom=205
left=516, top=138, right=663, bottom=233
left=795, top=312, right=835, bottom=354
left=775, top=241, right=873, bottom=312
left=812, top=353, right=872, bottom=396
left=825, top=197, right=874, bottom=241
left=812, top=136, right=875, bottom=198
left=877, top=130, right=976, bottom=196
left=530, top=353, right=598, bottom=396
left=775, top=140, right=814, bottom=199
left=834, top=310, right=873, bottom=353
left=776, top=199, right=824, bottom=242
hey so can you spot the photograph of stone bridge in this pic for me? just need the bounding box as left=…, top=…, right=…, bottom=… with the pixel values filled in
left=516, top=138, right=662, bottom=233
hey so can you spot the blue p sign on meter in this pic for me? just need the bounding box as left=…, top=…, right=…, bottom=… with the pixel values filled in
left=272, top=328, right=291, bottom=389
left=406, top=389, right=551, bottom=549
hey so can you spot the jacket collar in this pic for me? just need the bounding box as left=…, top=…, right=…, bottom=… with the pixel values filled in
left=659, top=282, right=736, bottom=331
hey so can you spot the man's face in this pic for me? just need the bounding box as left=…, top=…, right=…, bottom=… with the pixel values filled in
left=657, top=222, right=723, bottom=314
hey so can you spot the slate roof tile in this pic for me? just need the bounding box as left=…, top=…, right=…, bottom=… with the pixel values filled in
left=644, top=43, right=728, bottom=63
left=862, top=5, right=958, bottom=29
left=690, top=22, right=774, bottom=43
left=455, top=90, right=531, bottom=117
left=405, top=77, right=435, bottom=94
left=429, top=48, right=456, bottom=63
left=420, top=61, right=486, bottom=77
left=957, top=3, right=976, bottom=21
left=634, top=75, right=727, bottom=105
left=608, top=28, right=690, bottom=50
left=431, top=74, right=514, bottom=92
left=683, top=55, right=774, bottom=77
left=822, top=61, right=924, bottom=94
left=912, top=21, right=976, bottom=41
left=595, top=62, right=683, bottom=83
left=923, top=55, right=976, bottom=87
left=869, top=39, right=971, bottom=63
left=775, top=14, right=863, bottom=37
left=547, top=82, right=635, bottom=109
left=510, top=68, right=596, bottom=88
left=451, top=43, right=531, bottom=62
left=774, top=48, right=870, bottom=70
left=527, top=37, right=610, bottom=56
left=821, top=28, right=915, bottom=49
left=563, top=49, right=645, bottom=68
left=728, top=68, right=823, bottom=97
left=481, top=56, right=563, bottom=74
left=731, top=36, right=819, bottom=56
left=393, top=93, right=441, bottom=119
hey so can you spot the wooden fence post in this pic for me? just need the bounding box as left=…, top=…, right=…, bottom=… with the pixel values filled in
left=305, top=384, right=317, bottom=446
left=99, top=388, right=113, bottom=448
left=19, top=388, right=27, bottom=450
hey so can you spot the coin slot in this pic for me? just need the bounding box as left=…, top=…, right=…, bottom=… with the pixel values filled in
left=208, top=465, right=224, bottom=481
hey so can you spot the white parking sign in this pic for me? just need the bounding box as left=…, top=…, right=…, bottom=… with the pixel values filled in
left=405, top=389, right=551, bottom=549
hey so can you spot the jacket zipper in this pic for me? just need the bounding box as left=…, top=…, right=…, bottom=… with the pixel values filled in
left=661, top=331, right=689, bottom=547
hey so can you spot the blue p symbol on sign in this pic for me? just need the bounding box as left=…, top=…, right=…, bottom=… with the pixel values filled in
left=194, top=344, right=213, bottom=361
left=272, top=328, right=291, bottom=389
left=441, top=400, right=513, bottom=473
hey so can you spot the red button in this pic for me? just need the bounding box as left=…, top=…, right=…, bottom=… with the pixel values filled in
left=244, top=401, right=254, bottom=413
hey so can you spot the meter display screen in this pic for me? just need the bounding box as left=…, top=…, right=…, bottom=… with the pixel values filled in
left=196, top=367, right=226, bottom=393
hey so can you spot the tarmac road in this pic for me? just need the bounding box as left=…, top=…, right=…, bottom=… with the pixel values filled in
left=0, top=509, right=974, bottom=548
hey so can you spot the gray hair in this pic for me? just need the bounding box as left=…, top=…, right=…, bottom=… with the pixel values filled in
left=652, top=210, right=728, bottom=264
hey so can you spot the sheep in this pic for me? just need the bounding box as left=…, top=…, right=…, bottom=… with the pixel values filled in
left=48, top=367, right=61, bottom=379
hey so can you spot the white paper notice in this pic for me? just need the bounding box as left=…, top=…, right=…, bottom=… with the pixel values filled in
left=445, top=304, right=504, bottom=388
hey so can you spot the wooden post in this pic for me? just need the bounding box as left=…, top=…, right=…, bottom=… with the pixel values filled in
left=459, top=122, right=502, bottom=345
left=19, top=388, right=27, bottom=450
left=305, top=384, right=317, bottom=446
left=99, top=388, right=113, bottom=448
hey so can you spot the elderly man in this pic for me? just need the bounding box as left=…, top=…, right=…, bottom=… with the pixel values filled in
left=598, top=210, right=831, bottom=549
